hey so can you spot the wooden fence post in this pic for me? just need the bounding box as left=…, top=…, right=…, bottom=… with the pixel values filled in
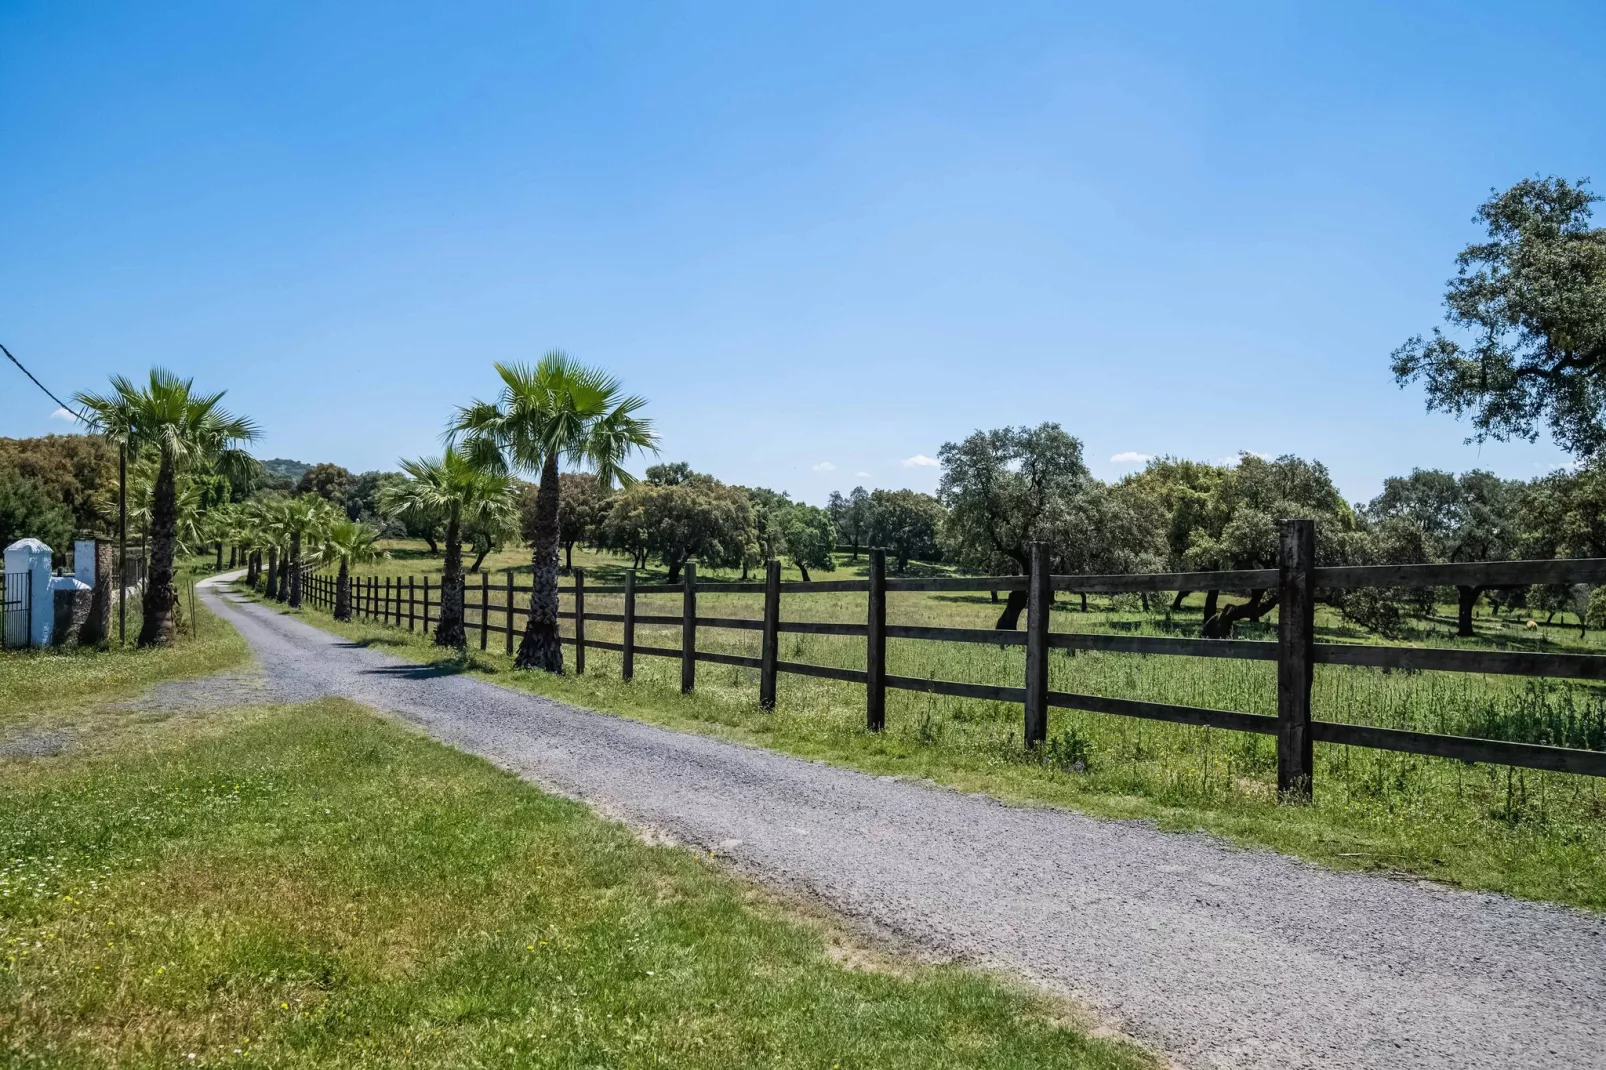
left=505, top=570, right=514, bottom=655
left=385, top=577, right=393, bottom=625
left=681, top=562, right=696, bottom=694
left=867, top=548, right=886, bottom=731
left=622, top=570, right=636, bottom=680
left=574, top=568, right=586, bottom=674
left=760, top=559, right=781, bottom=709
left=480, top=571, right=489, bottom=651
left=1277, top=518, right=1316, bottom=800
left=1025, top=541, right=1050, bottom=747
left=423, top=576, right=431, bottom=635
left=367, top=576, right=375, bottom=619
left=408, top=577, right=416, bottom=631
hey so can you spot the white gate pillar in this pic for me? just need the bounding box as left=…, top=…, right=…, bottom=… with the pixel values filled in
left=4, top=538, right=55, bottom=648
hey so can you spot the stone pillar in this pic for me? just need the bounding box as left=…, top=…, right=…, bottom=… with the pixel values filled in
left=73, top=538, right=115, bottom=645
left=53, top=577, right=93, bottom=646
left=4, top=538, right=55, bottom=648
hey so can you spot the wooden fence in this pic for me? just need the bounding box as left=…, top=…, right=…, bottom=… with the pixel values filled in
left=304, top=519, right=1606, bottom=798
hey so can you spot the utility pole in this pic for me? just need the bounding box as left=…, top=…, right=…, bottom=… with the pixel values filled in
left=118, top=442, right=126, bottom=646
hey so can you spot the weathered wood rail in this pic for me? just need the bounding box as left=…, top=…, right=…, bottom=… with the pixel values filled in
left=305, top=521, right=1606, bottom=798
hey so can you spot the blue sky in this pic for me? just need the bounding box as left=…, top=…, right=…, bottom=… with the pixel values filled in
left=3, top=1, right=1603, bottom=503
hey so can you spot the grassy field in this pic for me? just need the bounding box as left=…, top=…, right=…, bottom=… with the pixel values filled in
left=0, top=655, right=1151, bottom=1068
left=273, top=540, right=1606, bottom=910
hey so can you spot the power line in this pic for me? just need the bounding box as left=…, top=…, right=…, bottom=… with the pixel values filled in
left=0, top=341, right=89, bottom=423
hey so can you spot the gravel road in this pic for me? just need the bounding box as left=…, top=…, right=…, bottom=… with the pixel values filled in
left=196, top=576, right=1606, bottom=1070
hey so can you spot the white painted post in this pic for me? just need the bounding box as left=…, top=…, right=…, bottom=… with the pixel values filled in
left=74, top=539, right=98, bottom=586
left=5, top=538, right=55, bottom=648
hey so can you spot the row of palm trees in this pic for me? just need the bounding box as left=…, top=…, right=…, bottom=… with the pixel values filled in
left=74, top=353, right=655, bottom=669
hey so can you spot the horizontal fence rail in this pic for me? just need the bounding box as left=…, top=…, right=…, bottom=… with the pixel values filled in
left=299, top=535, right=1606, bottom=798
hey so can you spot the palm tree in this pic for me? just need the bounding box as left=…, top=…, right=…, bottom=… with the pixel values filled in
left=450, top=354, right=655, bottom=671
left=256, top=498, right=290, bottom=600
left=321, top=518, right=387, bottom=621
left=382, top=448, right=516, bottom=648
left=234, top=502, right=268, bottom=586
left=75, top=369, right=258, bottom=646
left=280, top=496, right=337, bottom=608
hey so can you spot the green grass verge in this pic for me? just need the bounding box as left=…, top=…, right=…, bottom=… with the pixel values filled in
left=259, top=584, right=1606, bottom=911
left=0, top=697, right=1150, bottom=1069
left=0, top=598, right=249, bottom=726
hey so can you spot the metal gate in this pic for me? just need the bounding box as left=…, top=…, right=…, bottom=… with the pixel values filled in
left=1, top=571, right=31, bottom=649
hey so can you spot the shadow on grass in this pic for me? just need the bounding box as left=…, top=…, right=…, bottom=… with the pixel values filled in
left=337, top=637, right=410, bottom=649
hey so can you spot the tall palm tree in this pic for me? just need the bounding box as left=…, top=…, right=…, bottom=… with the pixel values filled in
left=321, top=518, right=387, bottom=621
left=75, top=369, right=258, bottom=646
left=382, top=448, right=516, bottom=648
left=450, top=354, right=655, bottom=671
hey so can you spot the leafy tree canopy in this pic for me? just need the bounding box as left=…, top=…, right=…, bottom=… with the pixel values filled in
left=938, top=423, right=1093, bottom=574
left=0, top=475, right=74, bottom=557
left=599, top=477, right=754, bottom=583
left=1393, top=176, right=1606, bottom=458
left=297, top=463, right=359, bottom=512
left=865, top=488, right=944, bottom=572
left=0, top=434, right=118, bottom=536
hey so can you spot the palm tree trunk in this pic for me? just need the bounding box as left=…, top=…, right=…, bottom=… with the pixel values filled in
left=275, top=544, right=290, bottom=603
left=437, top=510, right=467, bottom=648
left=335, top=561, right=352, bottom=621
left=139, top=455, right=179, bottom=646
left=215, top=541, right=223, bottom=570
left=516, top=452, right=564, bottom=671
left=288, top=531, right=303, bottom=608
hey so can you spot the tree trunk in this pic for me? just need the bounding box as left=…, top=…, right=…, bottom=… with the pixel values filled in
left=139, top=455, right=179, bottom=646
left=1457, top=585, right=1481, bottom=638
left=335, top=561, right=352, bottom=621
left=995, top=587, right=1028, bottom=630
left=666, top=557, right=685, bottom=585
left=470, top=541, right=491, bottom=573
left=424, top=532, right=439, bottom=554
left=564, top=540, right=574, bottom=572
left=798, top=562, right=810, bottom=582
left=1202, top=589, right=1220, bottom=622
left=215, top=541, right=223, bottom=569
left=287, top=531, right=303, bottom=608
left=437, top=510, right=467, bottom=648
left=851, top=537, right=860, bottom=561
left=990, top=590, right=999, bottom=604
left=1172, top=590, right=1188, bottom=611
left=228, top=545, right=237, bottom=569
left=1079, top=591, right=1088, bottom=612
left=515, top=452, right=564, bottom=672
left=1140, top=591, right=1150, bottom=612
left=1203, top=589, right=1279, bottom=638
left=265, top=548, right=279, bottom=598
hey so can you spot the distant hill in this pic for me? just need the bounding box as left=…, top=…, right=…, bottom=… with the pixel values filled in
left=259, top=457, right=310, bottom=484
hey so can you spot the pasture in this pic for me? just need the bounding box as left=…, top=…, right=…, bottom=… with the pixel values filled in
left=284, top=539, right=1606, bottom=909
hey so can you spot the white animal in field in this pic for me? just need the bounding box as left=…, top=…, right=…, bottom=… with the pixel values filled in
left=1525, top=619, right=1539, bottom=629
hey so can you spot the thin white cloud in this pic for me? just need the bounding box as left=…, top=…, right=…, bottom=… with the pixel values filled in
left=811, top=461, right=836, bottom=472
left=856, top=471, right=871, bottom=478
left=1242, top=450, right=1273, bottom=460
left=902, top=454, right=939, bottom=468
left=49, top=407, right=78, bottom=422
left=1109, top=451, right=1151, bottom=464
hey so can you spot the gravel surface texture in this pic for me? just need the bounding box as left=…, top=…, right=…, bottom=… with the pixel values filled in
left=198, top=576, right=1606, bottom=1070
